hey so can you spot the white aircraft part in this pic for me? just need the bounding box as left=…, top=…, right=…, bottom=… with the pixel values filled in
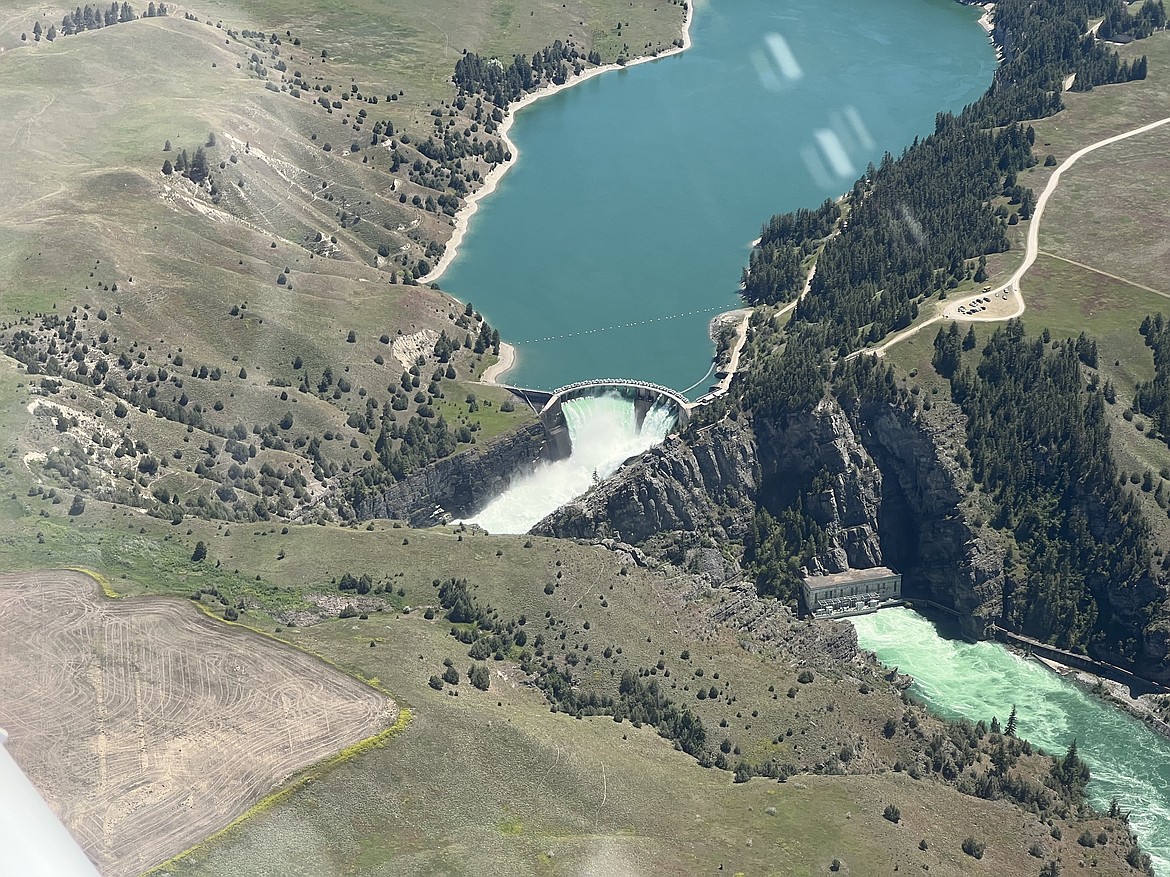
left=0, top=728, right=102, bottom=877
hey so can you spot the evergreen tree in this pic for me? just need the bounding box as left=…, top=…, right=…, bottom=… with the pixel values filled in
left=188, top=146, right=209, bottom=183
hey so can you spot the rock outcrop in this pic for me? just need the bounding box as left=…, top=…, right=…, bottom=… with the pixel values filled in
left=754, top=398, right=885, bottom=574
left=351, top=421, right=547, bottom=525
left=534, top=400, right=889, bottom=576
left=703, top=581, right=860, bottom=666
left=532, top=392, right=1010, bottom=643
left=859, top=399, right=1005, bottom=638
left=533, top=418, right=758, bottom=544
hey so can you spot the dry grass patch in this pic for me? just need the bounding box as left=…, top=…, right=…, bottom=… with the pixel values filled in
left=0, top=569, right=394, bottom=877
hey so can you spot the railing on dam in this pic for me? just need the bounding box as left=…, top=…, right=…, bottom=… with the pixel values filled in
left=545, top=378, right=692, bottom=412
left=517, top=378, right=693, bottom=459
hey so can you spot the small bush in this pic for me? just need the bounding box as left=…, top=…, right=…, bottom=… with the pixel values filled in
left=883, top=804, right=900, bottom=823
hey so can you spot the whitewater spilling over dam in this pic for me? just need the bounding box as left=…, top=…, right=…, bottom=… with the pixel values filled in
left=462, top=386, right=684, bottom=534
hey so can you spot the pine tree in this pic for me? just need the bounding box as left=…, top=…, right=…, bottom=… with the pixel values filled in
left=1005, top=704, right=1018, bottom=738
left=974, top=254, right=988, bottom=282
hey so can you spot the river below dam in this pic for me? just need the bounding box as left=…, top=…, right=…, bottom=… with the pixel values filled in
left=438, top=0, right=997, bottom=394
left=853, top=608, right=1170, bottom=873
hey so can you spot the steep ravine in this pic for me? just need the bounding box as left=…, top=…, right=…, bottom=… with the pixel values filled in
left=536, top=397, right=1013, bottom=637
left=348, top=421, right=547, bottom=525
left=857, top=399, right=1007, bottom=638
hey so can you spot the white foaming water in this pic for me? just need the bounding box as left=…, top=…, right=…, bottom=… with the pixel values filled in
left=463, top=392, right=676, bottom=534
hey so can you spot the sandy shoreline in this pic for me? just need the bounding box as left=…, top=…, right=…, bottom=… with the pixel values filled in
left=479, top=341, right=517, bottom=385
left=977, top=2, right=995, bottom=34
left=420, top=3, right=695, bottom=291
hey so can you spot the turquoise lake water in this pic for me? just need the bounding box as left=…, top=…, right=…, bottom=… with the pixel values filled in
left=439, top=0, right=998, bottom=394
left=853, top=608, right=1170, bottom=873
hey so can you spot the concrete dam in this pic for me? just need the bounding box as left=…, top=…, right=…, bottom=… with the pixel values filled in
left=462, top=380, right=691, bottom=533
left=504, top=379, right=692, bottom=460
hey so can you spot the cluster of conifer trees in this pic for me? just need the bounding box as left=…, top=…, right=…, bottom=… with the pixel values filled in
left=740, top=200, right=838, bottom=305
left=1099, top=0, right=1166, bottom=41
left=949, top=323, right=1158, bottom=660
left=161, top=145, right=209, bottom=184
left=743, top=501, right=830, bottom=600
left=453, top=41, right=597, bottom=107
left=58, top=3, right=157, bottom=35
left=538, top=668, right=708, bottom=756
left=747, top=119, right=1034, bottom=347
left=1133, top=313, right=1170, bottom=442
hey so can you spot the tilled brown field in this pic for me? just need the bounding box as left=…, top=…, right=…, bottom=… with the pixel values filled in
left=0, top=571, right=395, bottom=877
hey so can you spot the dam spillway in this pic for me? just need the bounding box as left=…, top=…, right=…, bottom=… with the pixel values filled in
left=462, top=392, right=677, bottom=534
left=536, top=379, right=691, bottom=460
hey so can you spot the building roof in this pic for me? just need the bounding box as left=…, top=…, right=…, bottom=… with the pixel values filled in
left=803, top=566, right=898, bottom=590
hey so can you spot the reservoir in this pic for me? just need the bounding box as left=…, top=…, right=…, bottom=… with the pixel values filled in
left=853, top=608, right=1170, bottom=873
left=438, top=0, right=998, bottom=394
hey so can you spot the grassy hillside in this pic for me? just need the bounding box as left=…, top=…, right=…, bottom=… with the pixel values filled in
left=0, top=379, right=1141, bottom=874
left=0, top=1, right=1156, bottom=874
left=0, top=0, right=689, bottom=532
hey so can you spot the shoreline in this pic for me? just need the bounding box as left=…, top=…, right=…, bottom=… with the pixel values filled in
left=977, top=2, right=995, bottom=34
left=1025, top=650, right=1170, bottom=743
left=420, top=3, right=695, bottom=290
left=479, top=341, right=517, bottom=385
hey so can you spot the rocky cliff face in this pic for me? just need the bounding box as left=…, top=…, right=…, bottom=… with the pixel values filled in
left=859, top=399, right=1005, bottom=638
left=533, top=398, right=888, bottom=579
left=532, top=418, right=759, bottom=545
left=754, top=398, right=884, bottom=574
left=352, top=421, right=547, bottom=525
